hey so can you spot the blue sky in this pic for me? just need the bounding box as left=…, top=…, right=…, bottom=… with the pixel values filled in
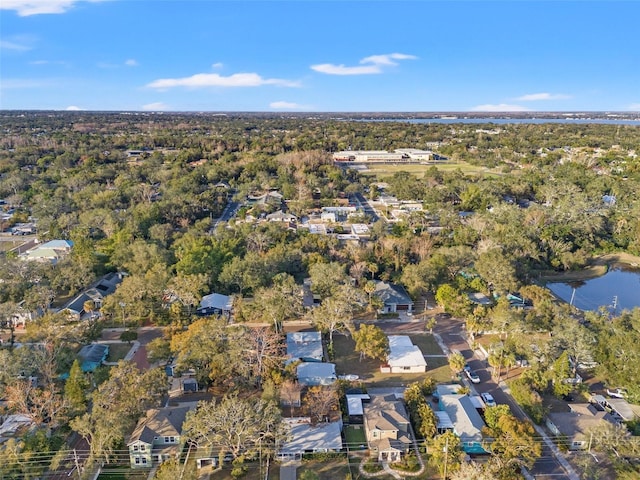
left=1, top=0, right=639, bottom=112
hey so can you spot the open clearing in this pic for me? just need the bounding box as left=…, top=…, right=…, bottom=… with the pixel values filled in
left=359, top=161, right=509, bottom=178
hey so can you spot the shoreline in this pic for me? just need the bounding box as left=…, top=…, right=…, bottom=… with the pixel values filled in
left=538, top=252, right=640, bottom=283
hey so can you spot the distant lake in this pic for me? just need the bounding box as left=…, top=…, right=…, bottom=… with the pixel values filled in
left=548, top=268, right=640, bottom=312
left=358, top=118, right=640, bottom=126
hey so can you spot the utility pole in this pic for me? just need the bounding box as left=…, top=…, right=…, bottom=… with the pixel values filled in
left=73, top=449, right=81, bottom=480
left=443, top=436, right=449, bottom=480
left=588, top=432, right=593, bottom=453
left=569, top=287, right=576, bottom=306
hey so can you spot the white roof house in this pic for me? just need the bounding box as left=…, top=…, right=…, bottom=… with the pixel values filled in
left=439, top=394, right=487, bottom=454
left=297, top=362, right=337, bottom=386
left=20, top=239, right=74, bottom=264
left=196, top=293, right=233, bottom=317
left=385, top=336, right=427, bottom=373
left=278, top=418, right=343, bottom=459
left=286, top=332, right=323, bottom=363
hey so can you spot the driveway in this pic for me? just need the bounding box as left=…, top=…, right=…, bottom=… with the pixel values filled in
left=432, top=316, right=575, bottom=479
left=280, top=461, right=299, bottom=480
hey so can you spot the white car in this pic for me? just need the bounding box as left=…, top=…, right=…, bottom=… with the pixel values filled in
left=338, top=374, right=359, bottom=381
left=465, top=369, right=480, bottom=384
left=481, top=392, right=497, bottom=407
left=607, top=388, right=628, bottom=399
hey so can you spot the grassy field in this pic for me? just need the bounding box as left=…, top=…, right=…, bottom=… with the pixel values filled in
left=106, top=343, right=133, bottom=362
left=333, top=334, right=450, bottom=386
left=361, top=161, right=509, bottom=178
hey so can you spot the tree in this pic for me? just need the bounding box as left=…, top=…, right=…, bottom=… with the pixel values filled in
left=280, top=379, right=303, bottom=417
left=147, top=336, right=171, bottom=363
left=303, top=385, right=339, bottom=423
left=252, top=273, right=303, bottom=333
left=183, top=394, right=286, bottom=460
left=310, top=284, right=364, bottom=350
left=71, top=361, right=167, bottom=462
left=483, top=410, right=542, bottom=476
left=550, top=351, right=573, bottom=397
left=170, top=317, right=247, bottom=386
left=120, top=329, right=138, bottom=344
left=448, top=351, right=466, bottom=374
left=243, top=327, right=285, bottom=386
left=308, top=262, right=348, bottom=299
left=429, top=431, right=464, bottom=479
left=64, top=359, right=89, bottom=416
left=417, top=402, right=437, bottom=438
left=153, top=458, right=197, bottom=480
left=353, top=324, right=389, bottom=362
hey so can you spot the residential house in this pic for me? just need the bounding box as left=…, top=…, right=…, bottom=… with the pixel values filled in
left=63, top=272, right=125, bottom=320
left=266, top=210, right=297, bottom=224
left=128, top=406, right=192, bottom=468
left=20, top=239, right=73, bottom=264
left=77, top=343, right=109, bottom=372
left=286, top=331, right=323, bottom=363
left=590, top=395, right=637, bottom=422
left=246, top=191, right=284, bottom=208
left=546, top=403, right=619, bottom=450
left=373, top=281, right=413, bottom=313
left=278, top=418, right=343, bottom=460
left=297, top=362, right=337, bottom=386
left=381, top=336, right=427, bottom=373
left=364, top=394, right=413, bottom=462
left=438, top=393, right=487, bottom=454
left=196, top=292, right=233, bottom=318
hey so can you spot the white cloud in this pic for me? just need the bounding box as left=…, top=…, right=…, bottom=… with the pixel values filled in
left=125, top=59, right=138, bottom=67
left=0, top=40, right=31, bottom=51
left=269, top=101, right=308, bottom=110
left=311, top=52, right=417, bottom=76
left=0, top=0, right=102, bottom=16
left=65, top=105, right=83, bottom=111
left=628, top=103, right=640, bottom=111
left=142, top=102, right=170, bottom=111
left=0, top=78, right=50, bottom=89
left=146, top=72, right=300, bottom=89
left=516, top=92, right=571, bottom=101
left=29, top=60, right=69, bottom=66
left=211, top=62, right=224, bottom=69
left=471, top=103, right=531, bottom=112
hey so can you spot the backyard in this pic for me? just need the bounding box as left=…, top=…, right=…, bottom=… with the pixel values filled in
left=105, top=343, right=133, bottom=363
left=332, top=333, right=451, bottom=386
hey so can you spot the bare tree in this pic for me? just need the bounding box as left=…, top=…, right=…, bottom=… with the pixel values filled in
left=303, top=386, right=339, bottom=424
left=280, top=379, right=303, bottom=417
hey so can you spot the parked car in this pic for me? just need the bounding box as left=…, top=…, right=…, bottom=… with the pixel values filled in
left=480, top=392, right=496, bottom=407
left=607, top=388, right=628, bottom=399
left=465, top=369, right=481, bottom=384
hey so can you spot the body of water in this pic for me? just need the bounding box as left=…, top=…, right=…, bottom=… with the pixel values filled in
left=357, top=117, right=640, bottom=126
left=548, top=268, right=640, bottom=312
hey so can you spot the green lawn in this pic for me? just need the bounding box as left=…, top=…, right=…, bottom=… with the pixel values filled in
left=106, top=343, right=133, bottom=362
left=410, top=334, right=445, bottom=356
left=362, top=161, right=510, bottom=178
left=96, top=466, right=147, bottom=480
left=344, top=425, right=366, bottom=449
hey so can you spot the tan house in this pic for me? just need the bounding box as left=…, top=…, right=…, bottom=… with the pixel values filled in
left=128, top=406, right=191, bottom=468
left=546, top=403, right=618, bottom=450
left=364, top=394, right=412, bottom=462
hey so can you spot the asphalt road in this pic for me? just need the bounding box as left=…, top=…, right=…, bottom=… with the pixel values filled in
left=433, top=317, right=571, bottom=480
left=352, top=193, right=379, bottom=222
